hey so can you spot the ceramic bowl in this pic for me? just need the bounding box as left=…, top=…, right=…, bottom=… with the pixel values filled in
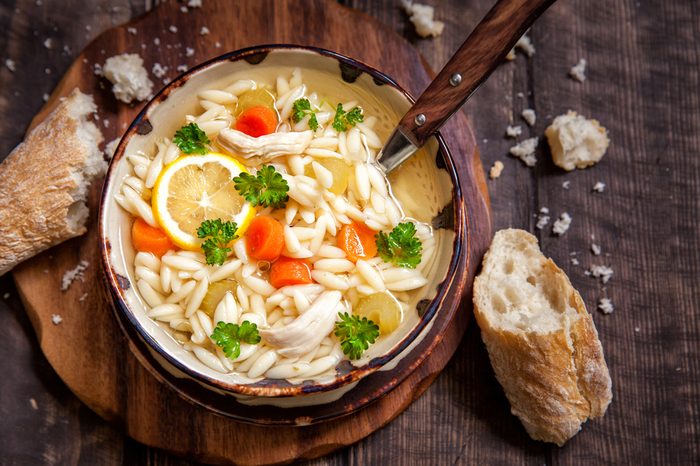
left=99, top=45, right=465, bottom=408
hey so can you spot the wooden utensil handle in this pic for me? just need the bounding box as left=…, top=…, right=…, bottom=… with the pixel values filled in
left=399, top=0, right=556, bottom=146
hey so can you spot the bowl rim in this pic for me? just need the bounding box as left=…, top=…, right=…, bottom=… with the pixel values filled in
left=98, top=43, right=465, bottom=398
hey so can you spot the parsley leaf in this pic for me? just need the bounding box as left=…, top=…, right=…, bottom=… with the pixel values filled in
left=291, top=98, right=319, bottom=131
left=173, top=122, right=210, bottom=155
left=233, top=165, right=289, bottom=209
left=375, top=222, right=423, bottom=269
left=211, top=321, right=261, bottom=359
left=334, top=312, right=380, bottom=360
left=197, top=219, right=239, bottom=265
left=332, top=103, right=364, bottom=132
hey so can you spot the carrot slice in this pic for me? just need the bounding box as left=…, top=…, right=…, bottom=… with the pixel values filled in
left=132, top=218, right=175, bottom=257
left=234, top=106, right=278, bottom=137
left=246, top=215, right=285, bottom=261
left=337, top=221, right=378, bottom=263
left=269, top=257, right=313, bottom=288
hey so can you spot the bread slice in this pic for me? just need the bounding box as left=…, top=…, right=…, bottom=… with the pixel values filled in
left=545, top=110, right=609, bottom=171
left=473, top=229, right=612, bottom=446
left=0, top=89, right=106, bottom=276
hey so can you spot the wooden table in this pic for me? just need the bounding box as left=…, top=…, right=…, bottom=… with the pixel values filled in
left=1, top=0, right=698, bottom=464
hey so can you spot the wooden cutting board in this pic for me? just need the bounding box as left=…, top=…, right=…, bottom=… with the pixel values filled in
left=12, top=0, right=492, bottom=463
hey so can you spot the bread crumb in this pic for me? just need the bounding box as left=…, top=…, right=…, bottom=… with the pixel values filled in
left=176, top=64, right=188, bottom=73
left=505, top=33, right=535, bottom=60
left=516, top=34, right=535, bottom=57
left=562, top=180, right=571, bottom=190
left=180, top=5, right=188, bottom=13
left=215, top=41, right=221, bottom=48
left=45, top=67, right=51, bottom=74
left=634, top=327, right=640, bottom=332
left=509, top=137, right=538, bottom=167
left=103, top=53, right=154, bottom=103
left=598, top=298, right=614, bottom=314
left=505, top=125, right=522, bottom=138
left=569, top=59, right=587, bottom=82
left=188, top=0, right=202, bottom=6
left=2, top=292, right=9, bottom=299
left=570, top=257, right=580, bottom=266
left=401, top=1, right=445, bottom=38
left=43, top=38, right=53, bottom=49
left=30, top=398, right=38, bottom=410
left=536, top=207, right=550, bottom=230
left=186, top=47, right=195, bottom=57
left=105, top=138, right=120, bottom=159
left=42, top=93, right=49, bottom=102
left=168, top=25, right=178, bottom=33
left=489, top=161, right=504, bottom=179
left=5, top=58, right=16, bottom=72
left=593, top=181, right=606, bottom=192
left=589, top=264, right=613, bottom=284
left=552, top=212, right=572, bottom=236
left=61, top=260, right=89, bottom=291
left=51, top=314, right=63, bottom=325
left=521, top=108, right=536, bottom=126
left=545, top=110, right=610, bottom=171
left=591, top=243, right=601, bottom=255
left=200, top=26, right=210, bottom=35
left=152, top=62, right=168, bottom=79
left=78, top=293, right=88, bottom=302
left=127, top=27, right=137, bottom=35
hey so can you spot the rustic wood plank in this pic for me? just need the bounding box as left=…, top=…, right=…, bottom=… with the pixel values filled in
left=532, top=1, right=700, bottom=464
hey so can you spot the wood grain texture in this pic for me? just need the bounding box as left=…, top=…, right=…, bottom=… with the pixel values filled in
left=1, top=0, right=700, bottom=465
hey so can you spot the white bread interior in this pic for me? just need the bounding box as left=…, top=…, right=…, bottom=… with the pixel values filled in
left=0, top=89, right=106, bottom=276
left=545, top=110, right=609, bottom=171
left=473, top=229, right=612, bottom=446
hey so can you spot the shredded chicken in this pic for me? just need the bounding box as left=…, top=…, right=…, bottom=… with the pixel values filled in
left=217, top=128, right=313, bottom=161
left=260, top=290, right=342, bottom=357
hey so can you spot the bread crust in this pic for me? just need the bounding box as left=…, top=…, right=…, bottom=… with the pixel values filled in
left=0, top=89, right=104, bottom=276
left=473, top=229, right=612, bottom=446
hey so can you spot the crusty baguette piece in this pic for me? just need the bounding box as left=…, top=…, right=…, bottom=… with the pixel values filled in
left=0, top=89, right=106, bottom=276
left=473, top=229, right=612, bottom=446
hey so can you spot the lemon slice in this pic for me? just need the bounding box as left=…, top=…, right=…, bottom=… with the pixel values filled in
left=152, top=152, right=255, bottom=250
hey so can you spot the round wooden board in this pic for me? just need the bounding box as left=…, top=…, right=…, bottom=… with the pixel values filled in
left=12, top=0, right=492, bottom=464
